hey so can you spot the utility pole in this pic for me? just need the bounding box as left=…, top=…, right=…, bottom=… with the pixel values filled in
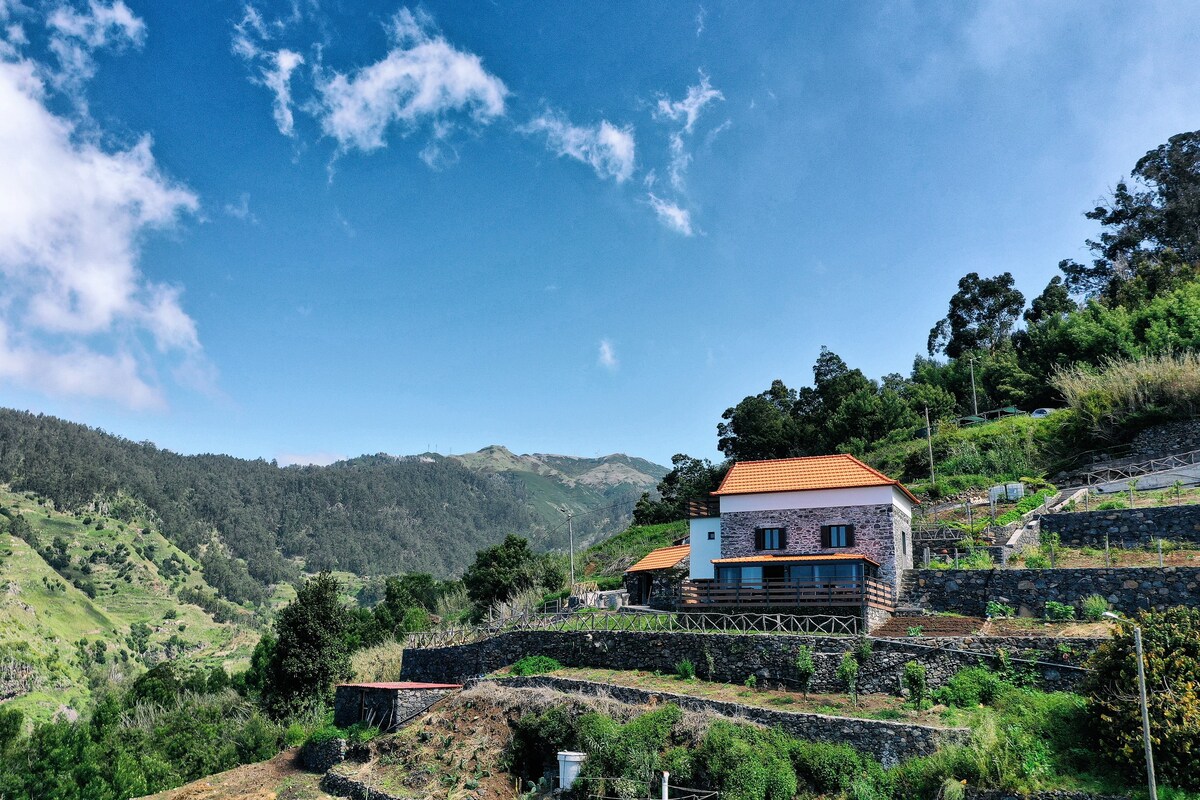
left=561, top=507, right=576, bottom=594
left=1105, top=613, right=1157, bottom=800
left=924, top=406, right=936, bottom=484
left=967, top=355, right=979, bottom=416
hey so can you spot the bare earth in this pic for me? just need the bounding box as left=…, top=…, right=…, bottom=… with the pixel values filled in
left=138, top=749, right=336, bottom=800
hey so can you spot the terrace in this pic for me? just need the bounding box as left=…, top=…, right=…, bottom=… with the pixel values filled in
left=679, top=555, right=894, bottom=611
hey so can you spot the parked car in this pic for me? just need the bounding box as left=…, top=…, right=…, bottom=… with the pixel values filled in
left=1030, top=407, right=1060, bottom=418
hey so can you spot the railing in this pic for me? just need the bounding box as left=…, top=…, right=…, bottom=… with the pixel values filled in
left=402, top=609, right=861, bottom=648
left=679, top=578, right=894, bottom=611
left=1082, top=446, right=1200, bottom=487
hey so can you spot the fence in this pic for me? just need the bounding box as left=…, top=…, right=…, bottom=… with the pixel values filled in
left=679, top=577, right=893, bottom=611
left=403, top=610, right=861, bottom=648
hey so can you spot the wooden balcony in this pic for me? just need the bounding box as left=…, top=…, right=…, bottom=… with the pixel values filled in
left=680, top=578, right=894, bottom=611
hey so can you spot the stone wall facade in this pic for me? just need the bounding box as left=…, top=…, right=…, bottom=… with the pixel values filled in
left=905, top=566, right=1200, bottom=617
left=302, top=738, right=347, bottom=773
left=493, top=675, right=965, bottom=768
left=399, top=630, right=1090, bottom=692
left=624, top=564, right=687, bottom=609
left=332, top=686, right=457, bottom=732
left=1040, top=505, right=1200, bottom=548
left=720, top=502, right=912, bottom=593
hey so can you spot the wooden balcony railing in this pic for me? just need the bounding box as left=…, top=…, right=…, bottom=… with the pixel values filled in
left=680, top=578, right=894, bottom=611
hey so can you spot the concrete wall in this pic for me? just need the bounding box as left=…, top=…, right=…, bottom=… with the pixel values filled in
left=493, top=675, right=964, bottom=768
left=399, top=630, right=1090, bottom=692
left=1040, top=505, right=1200, bottom=548
left=905, top=566, right=1200, bottom=617
left=689, top=516, right=721, bottom=580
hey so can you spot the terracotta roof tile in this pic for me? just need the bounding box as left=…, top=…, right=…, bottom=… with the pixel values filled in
left=625, top=544, right=690, bottom=573
left=711, top=553, right=881, bottom=567
left=713, top=454, right=918, bottom=503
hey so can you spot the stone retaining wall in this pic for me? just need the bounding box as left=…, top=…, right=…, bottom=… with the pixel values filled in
left=493, top=676, right=965, bottom=768
left=1040, top=505, right=1200, bottom=548
left=301, top=739, right=347, bottom=773
left=1131, top=419, right=1200, bottom=460
left=906, top=566, right=1200, bottom=617
left=400, top=630, right=1090, bottom=693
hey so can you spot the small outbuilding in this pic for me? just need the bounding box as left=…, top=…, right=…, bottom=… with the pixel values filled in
left=333, top=681, right=461, bottom=732
left=623, top=543, right=690, bottom=607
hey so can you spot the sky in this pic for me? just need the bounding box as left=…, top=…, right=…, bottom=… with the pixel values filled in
left=1, top=1, right=1199, bottom=468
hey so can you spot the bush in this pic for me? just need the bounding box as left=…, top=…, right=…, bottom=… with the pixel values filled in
left=675, top=658, right=696, bottom=680
left=793, top=646, right=815, bottom=698
left=744, top=674, right=758, bottom=690
left=305, top=724, right=345, bottom=745
left=509, top=655, right=562, bottom=676
left=1044, top=601, right=1075, bottom=622
left=1023, top=552, right=1051, bottom=569
left=836, top=652, right=859, bottom=707
left=1095, top=499, right=1126, bottom=511
left=1083, top=607, right=1200, bottom=789
left=853, top=637, right=873, bottom=665
left=1080, top=594, right=1109, bottom=621
left=902, top=661, right=927, bottom=709
left=986, top=601, right=1016, bottom=618
left=934, top=666, right=1006, bottom=708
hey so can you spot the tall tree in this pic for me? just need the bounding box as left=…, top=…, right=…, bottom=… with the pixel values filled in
left=927, top=272, right=1026, bottom=358
left=1023, top=276, right=1076, bottom=324
left=716, top=380, right=802, bottom=461
left=261, top=572, right=350, bottom=718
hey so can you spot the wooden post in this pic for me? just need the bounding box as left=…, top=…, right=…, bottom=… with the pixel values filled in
left=1158, top=538, right=1163, bottom=568
left=1105, top=533, right=1111, bottom=568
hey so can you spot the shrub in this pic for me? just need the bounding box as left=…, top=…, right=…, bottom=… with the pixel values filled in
left=793, top=646, right=815, bottom=698
left=836, top=652, right=859, bottom=707
left=906, top=625, right=924, bottom=637
left=986, top=601, right=1016, bottom=619
left=675, top=658, right=696, bottom=680
left=1044, top=601, right=1075, bottom=622
left=1024, top=552, right=1051, bottom=569
left=744, top=674, right=758, bottom=690
left=306, top=724, right=345, bottom=745
left=853, top=637, right=873, bottom=665
left=1095, top=499, right=1126, bottom=511
left=791, top=740, right=876, bottom=795
left=510, top=655, right=562, bottom=676
left=1080, top=594, right=1109, bottom=622
left=1083, top=607, right=1200, bottom=789
left=902, top=661, right=927, bottom=709
left=934, top=666, right=1005, bottom=708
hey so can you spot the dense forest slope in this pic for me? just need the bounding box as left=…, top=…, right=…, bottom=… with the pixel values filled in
left=0, top=410, right=665, bottom=603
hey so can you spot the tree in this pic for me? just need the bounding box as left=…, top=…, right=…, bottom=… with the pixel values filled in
left=261, top=572, right=350, bottom=718
left=902, top=661, right=927, bottom=710
left=836, top=651, right=859, bottom=708
left=793, top=646, right=815, bottom=699
left=462, top=535, right=543, bottom=613
left=1083, top=607, right=1200, bottom=789
left=717, top=380, right=803, bottom=461
left=1024, top=276, right=1076, bottom=324
left=633, top=454, right=727, bottom=525
left=927, top=272, right=1026, bottom=358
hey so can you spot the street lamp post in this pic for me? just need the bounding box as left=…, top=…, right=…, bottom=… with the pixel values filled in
left=1104, top=612, right=1157, bottom=800
left=967, top=355, right=979, bottom=417
left=560, top=507, right=575, bottom=596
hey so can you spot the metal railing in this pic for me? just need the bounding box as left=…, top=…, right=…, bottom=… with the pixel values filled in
left=679, top=578, right=894, bottom=611
left=402, top=609, right=861, bottom=648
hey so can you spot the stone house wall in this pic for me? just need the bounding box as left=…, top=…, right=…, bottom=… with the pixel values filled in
left=332, top=686, right=456, bottom=731
left=720, top=502, right=911, bottom=594
left=399, top=629, right=1090, bottom=692
left=904, top=566, right=1200, bottom=617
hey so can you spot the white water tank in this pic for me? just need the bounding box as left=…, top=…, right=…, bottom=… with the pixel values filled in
left=558, top=751, right=587, bottom=790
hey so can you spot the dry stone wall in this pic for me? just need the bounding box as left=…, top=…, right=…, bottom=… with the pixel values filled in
left=400, top=630, right=1089, bottom=692
left=907, top=566, right=1200, bottom=616
left=493, top=675, right=965, bottom=768
left=1040, top=505, right=1200, bottom=548
left=1131, top=419, right=1200, bottom=459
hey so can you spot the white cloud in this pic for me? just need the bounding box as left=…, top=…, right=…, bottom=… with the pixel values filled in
left=277, top=451, right=346, bottom=467
left=522, top=109, right=636, bottom=183
left=646, top=193, right=694, bottom=236
left=232, top=6, right=304, bottom=137
left=46, top=0, right=144, bottom=92
left=0, top=53, right=204, bottom=408
left=695, top=5, right=706, bottom=37
left=598, top=339, right=618, bottom=370
left=313, top=8, right=507, bottom=153
left=656, top=71, right=723, bottom=192
left=223, top=192, right=257, bottom=223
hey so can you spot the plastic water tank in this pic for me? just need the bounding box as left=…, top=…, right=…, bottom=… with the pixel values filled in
left=1005, top=483, right=1025, bottom=501
left=558, top=751, right=587, bottom=790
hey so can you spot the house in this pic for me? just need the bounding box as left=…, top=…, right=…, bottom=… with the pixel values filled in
left=333, top=681, right=462, bottom=731
left=624, top=542, right=690, bottom=608
left=626, top=454, right=917, bottom=626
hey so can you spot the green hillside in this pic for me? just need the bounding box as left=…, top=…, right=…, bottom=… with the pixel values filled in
left=0, top=487, right=258, bottom=723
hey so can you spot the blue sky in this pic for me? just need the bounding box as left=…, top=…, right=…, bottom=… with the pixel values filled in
left=1, top=1, right=1199, bottom=467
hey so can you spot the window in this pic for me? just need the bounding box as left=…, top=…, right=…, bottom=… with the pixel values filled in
left=821, top=524, right=855, bottom=548
left=707, top=531, right=716, bottom=541
left=755, top=527, right=785, bottom=550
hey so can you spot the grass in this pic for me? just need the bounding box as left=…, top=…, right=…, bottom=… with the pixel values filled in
left=579, top=520, right=688, bottom=580
left=0, top=486, right=260, bottom=722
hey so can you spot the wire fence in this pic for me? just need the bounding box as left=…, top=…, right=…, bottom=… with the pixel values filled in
left=403, top=610, right=860, bottom=649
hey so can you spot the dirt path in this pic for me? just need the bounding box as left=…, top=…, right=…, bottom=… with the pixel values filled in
left=138, top=749, right=335, bottom=800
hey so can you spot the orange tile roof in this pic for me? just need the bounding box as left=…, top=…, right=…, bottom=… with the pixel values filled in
left=711, top=553, right=881, bottom=567
left=625, top=544, right=690, bottom=573
left=712, top=454, right=919, bottom=503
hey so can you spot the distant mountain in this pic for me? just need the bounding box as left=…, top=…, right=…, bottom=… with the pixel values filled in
left=0, top=409, right=667, bottom=602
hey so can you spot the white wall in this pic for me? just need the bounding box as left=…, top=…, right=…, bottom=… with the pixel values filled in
left=720, top=485, right=914, bottom=514
left=688, top=516, right=721, bottom=580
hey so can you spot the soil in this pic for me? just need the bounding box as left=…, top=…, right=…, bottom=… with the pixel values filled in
left=871, top=616, right=984, bottom=637
left=980, top=619, right=1113, bottom=638
left=1040, top=546, right=1200, bottom=569
left=138, top=749, right=334, bottom=800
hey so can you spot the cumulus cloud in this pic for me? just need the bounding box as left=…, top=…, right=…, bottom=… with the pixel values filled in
left=598, top=339, right=618, bottom=370
left=46, top=0, right=144, bottom=93
left=0, top=39, right=204, bottom=408
left=313, top=8, right=507, bottom=153
left=522, top=109, right=636, bottom=183
left=646, top=193, right=693, bottom=236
